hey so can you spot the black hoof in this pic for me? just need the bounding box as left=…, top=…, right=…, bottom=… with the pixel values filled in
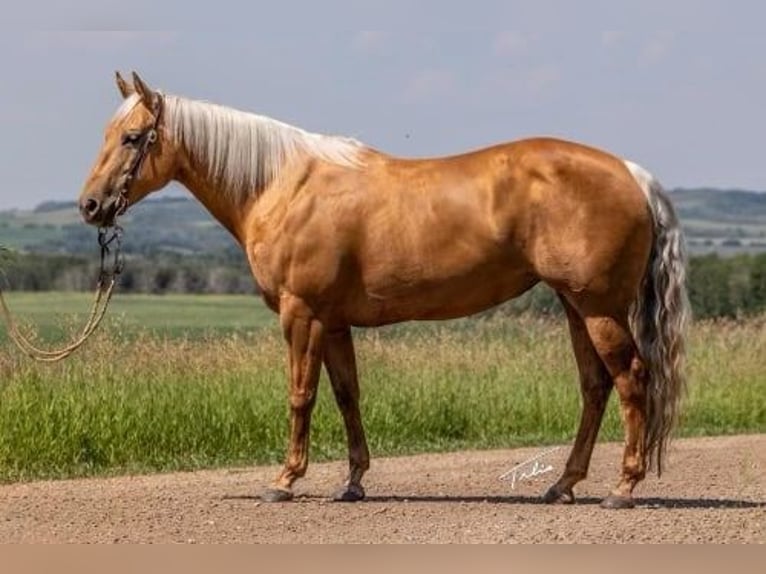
left=261, top=488, right=294, bottom=502
left=600, top=494, right=635, bottom=509
left=332, top=483, right=365, bottom=502
left=541, top=485, right=575, bottom=504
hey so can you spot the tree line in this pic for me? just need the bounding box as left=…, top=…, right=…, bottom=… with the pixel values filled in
left=1, top=252, right=255, bottom=295
left=493, top=252, right=766, bottom=320
left=1, top=250, right=765, bottom=320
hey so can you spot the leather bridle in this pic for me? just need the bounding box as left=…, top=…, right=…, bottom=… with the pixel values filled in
left=115, top=94, right=163, bottom=217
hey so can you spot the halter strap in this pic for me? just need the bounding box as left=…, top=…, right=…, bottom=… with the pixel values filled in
left=115, top=94, right=163, bottom=216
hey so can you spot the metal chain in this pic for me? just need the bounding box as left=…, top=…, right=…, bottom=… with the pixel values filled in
left=98, top=224, right=125, bottom=284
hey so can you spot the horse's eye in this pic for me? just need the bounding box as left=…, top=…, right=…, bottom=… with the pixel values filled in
left=121, top=131, right=141, bottom=146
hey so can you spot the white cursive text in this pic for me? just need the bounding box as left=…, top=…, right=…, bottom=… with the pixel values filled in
left=498, top=447, right=560, bottom=489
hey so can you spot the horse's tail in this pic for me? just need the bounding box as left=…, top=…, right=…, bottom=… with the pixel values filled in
left=625, top=161, right=691, bottom=476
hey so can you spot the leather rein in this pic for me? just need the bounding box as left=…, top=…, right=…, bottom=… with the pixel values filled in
left=0, top=95, right=163, bottom=362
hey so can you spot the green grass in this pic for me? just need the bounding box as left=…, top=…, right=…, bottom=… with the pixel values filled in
left=0, top=295, right=763, bottom=483
left=0, top=292, right=275, bottom=341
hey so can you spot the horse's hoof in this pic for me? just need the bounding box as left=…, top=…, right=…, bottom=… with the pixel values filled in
left=332, top=483, right=365, bottom=502
left=261, top=488, right=294, bottom=502
left=541, top=485, right=575, bottom=504
left=600, top=494, right=635, bottom=509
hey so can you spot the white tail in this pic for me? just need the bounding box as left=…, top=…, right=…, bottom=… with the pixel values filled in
left=625, top=160, right=691, bottom=475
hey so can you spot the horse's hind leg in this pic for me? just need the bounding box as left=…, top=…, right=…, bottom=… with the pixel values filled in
left=543, top=296, right=613, bottom=504
left=323, top=327, right=370, bottom=502
left=581, top=309, right=648, bottom=509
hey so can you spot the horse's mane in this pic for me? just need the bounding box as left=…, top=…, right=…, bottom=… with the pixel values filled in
left=115, top=93, right=364, bottom=201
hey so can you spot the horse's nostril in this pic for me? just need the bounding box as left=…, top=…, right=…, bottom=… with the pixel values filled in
left=83, top=198, right=101, bottom=217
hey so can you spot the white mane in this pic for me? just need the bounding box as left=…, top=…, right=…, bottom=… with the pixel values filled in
left=115, top=93, right=365, bottom=201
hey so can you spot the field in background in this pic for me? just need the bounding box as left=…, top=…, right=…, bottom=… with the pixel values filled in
left=0, top=292, right=274, bottom=340
left=0, top=293, right=763, bottom=483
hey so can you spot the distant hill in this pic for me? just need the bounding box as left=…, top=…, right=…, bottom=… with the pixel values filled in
left=0, top=196, right=240, bottom=259
left=1, top=189, right=765, bottom=256
left=669, top=188, right=766, bottom=254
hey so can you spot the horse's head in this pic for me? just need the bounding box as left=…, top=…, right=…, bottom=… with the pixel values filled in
left=79, top=72, right=178, bottom=227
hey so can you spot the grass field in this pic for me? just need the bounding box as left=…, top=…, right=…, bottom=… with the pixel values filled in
left=0, top=292, right=275, bottom=341
left=0, top=293, right=763, bottom=483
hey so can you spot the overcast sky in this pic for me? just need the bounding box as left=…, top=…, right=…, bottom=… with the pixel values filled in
left=1, top=1, right=765, bottom=210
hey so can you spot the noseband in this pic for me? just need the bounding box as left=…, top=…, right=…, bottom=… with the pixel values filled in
left=115, top=94, right=163, bottom=217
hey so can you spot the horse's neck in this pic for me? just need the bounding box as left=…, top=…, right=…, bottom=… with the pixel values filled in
left=173, top=153, right=255, bottom=245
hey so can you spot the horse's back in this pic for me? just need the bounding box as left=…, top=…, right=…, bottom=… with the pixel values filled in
left=368, top=136, right=654, bottom=284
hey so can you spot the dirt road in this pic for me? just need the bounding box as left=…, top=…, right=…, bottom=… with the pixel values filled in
left=0, top=435, right=762, bottom=543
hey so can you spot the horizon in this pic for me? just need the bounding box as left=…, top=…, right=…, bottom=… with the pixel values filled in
left=2, top=185, right=765, bottom=214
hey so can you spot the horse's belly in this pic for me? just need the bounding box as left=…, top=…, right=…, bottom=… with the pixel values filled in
left=346, top=261, right=537, bottom=326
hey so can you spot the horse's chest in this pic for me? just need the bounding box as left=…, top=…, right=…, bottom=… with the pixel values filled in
left=247, top=238, right=337, bottom=301
left=246, top=242, right=282, bottom=300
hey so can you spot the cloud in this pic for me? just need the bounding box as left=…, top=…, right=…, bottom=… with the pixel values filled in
left=639, top=32, right=674, bottom=65
left=37, top=31, right=179, bottom=50
left=351, top=31, right=387, bottom=53
left=527, top=65, right=560, bottom=97
left=493, top=31, right=530, bottom=58
left=601, top=30, right=624, bottom=48
left=403, top=68, right=456, bottom=103
left=486, top=63, right=560, bottom=101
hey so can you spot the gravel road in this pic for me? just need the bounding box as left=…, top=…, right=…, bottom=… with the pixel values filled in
left=0, top=435, right=762, bottom=543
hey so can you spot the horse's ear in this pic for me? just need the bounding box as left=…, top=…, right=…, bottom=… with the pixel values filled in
left=115, top=71, right=134, bottom=99
left=131, top=71, right=158, bottom=109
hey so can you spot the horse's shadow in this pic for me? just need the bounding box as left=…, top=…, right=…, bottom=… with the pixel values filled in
left=224, top=493, right=764, bottom=510
left=364, top=494, right=764, bottom=509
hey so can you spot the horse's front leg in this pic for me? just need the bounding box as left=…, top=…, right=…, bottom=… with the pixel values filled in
left=261, top=295, right=324, bottom=502
left=323, top=327, right=370, bottom=501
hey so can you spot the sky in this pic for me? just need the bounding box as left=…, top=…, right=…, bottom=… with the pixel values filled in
left=1, top=1, right=765, bottom=210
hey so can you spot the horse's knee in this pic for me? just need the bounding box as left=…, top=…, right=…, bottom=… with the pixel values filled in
left=289, top=389, right=316, bottom=411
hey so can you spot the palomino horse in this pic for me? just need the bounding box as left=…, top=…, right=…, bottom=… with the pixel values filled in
left=78, top=72, right=689, bottom=509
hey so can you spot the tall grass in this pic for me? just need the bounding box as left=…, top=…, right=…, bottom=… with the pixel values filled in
left=0, top=308, right=763, bottom=483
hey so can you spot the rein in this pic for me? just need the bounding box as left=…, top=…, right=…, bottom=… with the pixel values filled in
left=0, top=225, right=124, bottom=362
left=0, top=94, right=163, bottom=362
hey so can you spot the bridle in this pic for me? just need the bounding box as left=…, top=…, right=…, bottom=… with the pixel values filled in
left=114, top=93, right=163, bottom=217
left=99, top=92, right=164, bottom=299
left=0, top=93, right=164, bottom=363
left=98, top=93, right=165, bottom=301
left=99, top=94, right=163, bottom=286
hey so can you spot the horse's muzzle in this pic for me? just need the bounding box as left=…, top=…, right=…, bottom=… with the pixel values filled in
left=79, top=195, right=118, bottom=227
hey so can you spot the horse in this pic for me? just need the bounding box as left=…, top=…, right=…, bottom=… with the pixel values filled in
left=78, top=72, right=689, bottom=509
